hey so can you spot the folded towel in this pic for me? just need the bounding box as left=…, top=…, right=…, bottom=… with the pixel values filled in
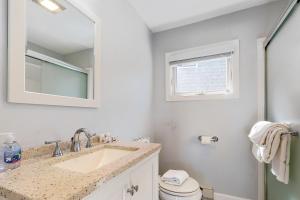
left=161, top=170, right=189, bottom=186
left=249, top=121, right=291, bottom=184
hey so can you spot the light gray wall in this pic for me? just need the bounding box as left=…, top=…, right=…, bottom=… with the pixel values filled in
left=152, top=1, right=288, bottom=199
left=0, top=0, right=153, bottom=148
left=64, top=49, right=94, bottom=69
left=266, top=3, right=300, bottom=200
left=27, top=42, right=65, bottom=60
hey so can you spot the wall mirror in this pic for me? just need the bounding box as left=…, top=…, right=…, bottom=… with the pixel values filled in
left=8, top=0, right=101, bottom=107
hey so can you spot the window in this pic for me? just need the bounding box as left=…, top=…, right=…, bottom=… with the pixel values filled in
left=166, top=40, right=239, bottom=101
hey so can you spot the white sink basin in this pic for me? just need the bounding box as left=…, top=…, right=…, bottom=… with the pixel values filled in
left=54, top=147, right=137, bottom=173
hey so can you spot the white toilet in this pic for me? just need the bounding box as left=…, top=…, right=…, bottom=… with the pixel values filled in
left=159, top=177, right=202, bottom=200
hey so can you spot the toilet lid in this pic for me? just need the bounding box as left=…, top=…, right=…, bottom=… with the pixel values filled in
left=160, top=187, right=202, bottom=197
left=159, top=177, right=200, bottom=194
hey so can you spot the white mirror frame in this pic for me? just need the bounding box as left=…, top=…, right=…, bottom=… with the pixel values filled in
left=8, top=0, right=101, bottom=108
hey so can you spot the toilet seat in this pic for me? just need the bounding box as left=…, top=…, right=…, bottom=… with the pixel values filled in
left=159, top=190, right=202, bottom=200
left=159, top=177, right=202, bottom=200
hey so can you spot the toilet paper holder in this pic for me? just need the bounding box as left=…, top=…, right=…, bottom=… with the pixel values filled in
left=198, top=136, right=219, bottom=143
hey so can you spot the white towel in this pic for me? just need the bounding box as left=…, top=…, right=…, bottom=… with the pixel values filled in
left=161, top=170, right=189, bottom=186
left=271, top=134, right=291, bottom=184
left=248, top=121, right=291, bottom=184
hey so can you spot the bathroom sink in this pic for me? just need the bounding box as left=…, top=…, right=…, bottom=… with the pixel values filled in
left=54, top=147, right=137, bottom=173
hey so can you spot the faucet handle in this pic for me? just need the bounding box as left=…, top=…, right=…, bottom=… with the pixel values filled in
left=45, top=140, right=63, bottom=157
left=111, top=136, right=118, bottom=142
left=45, top=140, right=61, bottom=144
left=85, top=133, right=96, bottom=148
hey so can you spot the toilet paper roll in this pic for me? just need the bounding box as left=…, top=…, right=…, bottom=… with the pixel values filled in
left=198, top=136, right=218, bottom=144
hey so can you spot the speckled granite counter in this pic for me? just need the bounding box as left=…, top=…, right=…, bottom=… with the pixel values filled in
left=0, top=141, right=161, bottom=200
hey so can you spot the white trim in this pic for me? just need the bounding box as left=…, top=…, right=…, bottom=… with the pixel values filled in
left=215, top=193, right=252, bottom=200
left=8, top=0, right=101, bottom=108
left=257, top=37, right=267, bottom=200
left=165, top=40, right=239, bottom=101
left=257, top=38, right=266, bottom=120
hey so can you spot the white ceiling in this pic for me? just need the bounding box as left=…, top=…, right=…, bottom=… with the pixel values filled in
left=27, top=0, right=95, bottom=55
left=127, top=0, right=279, bottom=32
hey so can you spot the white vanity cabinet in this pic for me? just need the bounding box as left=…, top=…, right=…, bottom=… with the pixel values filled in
left=84, top=151, right=159, bottom=200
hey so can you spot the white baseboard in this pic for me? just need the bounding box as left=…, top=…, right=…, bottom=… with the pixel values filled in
left=214, top=193, right=252, bottom=200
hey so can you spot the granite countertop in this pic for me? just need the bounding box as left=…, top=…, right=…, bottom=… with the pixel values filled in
left=0, top=140, right=161, bottom=200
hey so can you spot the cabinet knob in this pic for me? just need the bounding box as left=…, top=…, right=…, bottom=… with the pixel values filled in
left=133, top=185, right=139, bottom=192
left=127, top=185, right=139, bottom=196
left=127, top=187, right=134, bottom=196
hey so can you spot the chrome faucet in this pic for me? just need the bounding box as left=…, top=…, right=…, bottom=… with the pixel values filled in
left=71, top=128, right=96, bottom=152
left=45, top=140, right=63, bottom=157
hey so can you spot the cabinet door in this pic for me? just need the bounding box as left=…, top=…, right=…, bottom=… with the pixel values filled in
left=84, top=152, right=159, bottom=200
left=84, top=172, right=130, bottom=200
left=129, top=156, right=158, bottom=200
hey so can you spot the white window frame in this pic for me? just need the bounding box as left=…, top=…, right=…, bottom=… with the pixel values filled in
left=165, top=40, right=240, bottom=101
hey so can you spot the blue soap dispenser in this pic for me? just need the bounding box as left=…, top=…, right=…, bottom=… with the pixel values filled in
left=3, top=133, right=22, bottom=170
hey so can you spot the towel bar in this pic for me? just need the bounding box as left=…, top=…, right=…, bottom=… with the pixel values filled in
left=282, top=131, right=299, bottom=136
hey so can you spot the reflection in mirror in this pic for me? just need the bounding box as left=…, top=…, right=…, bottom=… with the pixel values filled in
left=25, top=0, right=95, bottom=99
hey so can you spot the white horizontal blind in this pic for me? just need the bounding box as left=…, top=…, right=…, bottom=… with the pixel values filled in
left=171, top=53, right=233, bottom=95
